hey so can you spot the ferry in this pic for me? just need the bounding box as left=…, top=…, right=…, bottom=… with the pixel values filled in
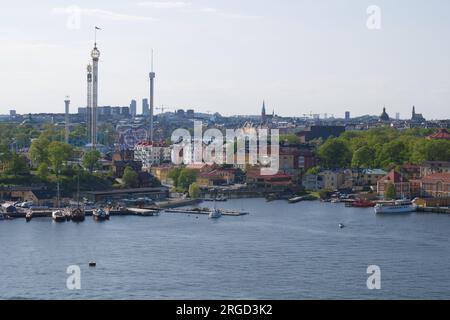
left=374, top=199, right=417, bottom=214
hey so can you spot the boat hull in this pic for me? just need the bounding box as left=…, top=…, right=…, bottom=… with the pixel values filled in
left=374, top=205, right=416, bottom=214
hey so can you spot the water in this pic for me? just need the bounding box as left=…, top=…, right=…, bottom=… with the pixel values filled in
left=1, top=199, right=450, bottom=300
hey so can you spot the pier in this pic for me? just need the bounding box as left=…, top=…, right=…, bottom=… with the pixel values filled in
left=165, top=208, right=249, bottom=216
left=417, top=207, right=450, bottom=214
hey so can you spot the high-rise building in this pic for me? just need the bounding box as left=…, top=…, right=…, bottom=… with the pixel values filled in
left=64, top=97, right=70, bottom=144
left=130, top=99, right=137, bottom=117
left=142, top=98, right=149, bottom=116
left=149, top=50, right=156, bottom=142
left=345, top=111, right=350, bottom=120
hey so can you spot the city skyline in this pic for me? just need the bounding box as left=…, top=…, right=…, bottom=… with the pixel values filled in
left=1, top=0, right=450, bottom=118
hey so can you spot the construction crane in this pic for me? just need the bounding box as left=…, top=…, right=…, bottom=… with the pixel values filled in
left=155, top=105, right=172, bottom=114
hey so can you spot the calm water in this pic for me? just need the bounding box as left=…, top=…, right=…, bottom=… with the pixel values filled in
left=1, top=199, right=450, bottom=300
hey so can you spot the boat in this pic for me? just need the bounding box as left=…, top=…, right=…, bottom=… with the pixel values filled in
left=352, top=199, right=376, bottom=208
left=208, top=208, right=222, bottom=219
left=25, top=210, right=33, bottom=222
left=374, top=199, right=417, bottom=214
left=52, top=210, right=66, bottom=222
left=215, top=195, right=227, bottom=202
left=69, top=207, right=85, bottom=222
left=93, top=208, right=110, bottom=221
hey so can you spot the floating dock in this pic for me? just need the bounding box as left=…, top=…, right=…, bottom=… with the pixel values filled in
left=165, top=207, right=248, bottom=216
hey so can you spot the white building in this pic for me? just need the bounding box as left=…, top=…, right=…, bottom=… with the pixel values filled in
left=134, top=142, right=171, bottom=170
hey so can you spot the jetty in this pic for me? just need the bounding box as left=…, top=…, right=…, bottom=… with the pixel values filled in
left=165, top=207, right=248, bottom=216
left=417, top=207, right=450, bottom=214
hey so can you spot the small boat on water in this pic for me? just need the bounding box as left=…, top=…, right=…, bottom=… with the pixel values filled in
left=69, top=207, right=85, bottom=222
left=25, top=210, right=33, bottom=222
left=352, top=199, right=376, bottom=208
left=93, top=208, right=110, bottom=221
left=208, top=208, right=222, bottom=219
left=52, top=209, right=66, bottom=222
left=374, top=199, right=417, bottom=214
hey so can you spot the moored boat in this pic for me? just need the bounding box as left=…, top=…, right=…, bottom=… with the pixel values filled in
left=25, top=210, right=33, bottom=222
left=352, top=199, right=376, bottom=208
left=93, top=208, right=110, bottom=221
left=69, top=207, right=85, bottom=222
left=52, top=210, right=66, bottom=222
left=374, top=199, right=417, bottom=214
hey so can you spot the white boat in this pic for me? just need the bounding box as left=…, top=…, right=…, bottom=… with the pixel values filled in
left=93, top=208, right=110, bottom=221
left=52, top=210, right=66, bottom=222
left=374, top=200, right=417, bottom=214
left=208, top=208, right=222, bottom=219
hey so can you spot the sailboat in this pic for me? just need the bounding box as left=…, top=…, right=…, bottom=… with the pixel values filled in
left=69, top=169, right=85, bottom=222
left=52, top=179, right=66, bottom=222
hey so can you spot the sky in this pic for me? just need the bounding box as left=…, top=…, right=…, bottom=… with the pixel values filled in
left=1, top=0, right=450, bottom=119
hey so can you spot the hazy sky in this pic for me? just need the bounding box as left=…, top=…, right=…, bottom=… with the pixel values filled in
left=1, top=0, right=450, bottom=118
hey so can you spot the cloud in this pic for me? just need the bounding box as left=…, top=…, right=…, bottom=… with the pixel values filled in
left=200, top=7, right=262, bottom=20
left=137, top=1, right=192, bottom=9
left=52, top=7, right=156, bottom=22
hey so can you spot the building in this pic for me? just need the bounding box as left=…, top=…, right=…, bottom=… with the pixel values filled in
left=377, top=170, right=411, bottom=199
left=420, top=173, right=450, bottom=198
left=302, top=174, right=324, bottom=191
left=427, top=128, right=450, bottom=141
left=134, top=141, right=171, bottom=170
left=345, top=111, right=350, bottom=121
left=296, top=126, right=345, bottom=143
left=85, top=187, right=169, bottom=203
left=246, top=169, right=293, bottom=191
left=379, top=107, right=390, bottom=122
left=150, top=166, right=172, bottom=185
left=261, top=100, right=267, bottom=124
left=142, top=98, right=149, bottom=116
left=319, top=170, right=345, bottom=191
left=130, top=99, right=137, bottom=117
left=196, top=168, right=237, bottom=187
left=411, top=106, right=425, bottom=123
left=420, top=161, right=450, bottom=177
left=400, top=164, right=421, bottom=180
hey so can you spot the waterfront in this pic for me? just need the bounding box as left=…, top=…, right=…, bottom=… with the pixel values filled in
left=1, top=198, right=450, bottom=300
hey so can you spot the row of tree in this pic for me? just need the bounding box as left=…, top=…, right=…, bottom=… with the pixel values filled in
left=317, top=128, right=450, bottom=170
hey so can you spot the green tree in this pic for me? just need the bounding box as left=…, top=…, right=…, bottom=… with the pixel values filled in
left=6, top=152, right=29, bottom=177
left=384, top=183, right=396, bottom=200
left=351, top=146, right=375, bottom=168
left=318, top=138, right=352, bottom=169
left=29, top=137, right=50, bottom=166
left=36, top=163, right=49, bottom=180
left=280, top=134, right=301, bottom=145
left=178, top=169, right=197, bottom=191
left=47, top=141, right=73, bottom=175
left=123, top=167, right=139, bottom=188
left=82, top=150, right=101, bottom=173
left=168, top=168, right=182, bottom=188
left=188, top=183, right=201, bottom=199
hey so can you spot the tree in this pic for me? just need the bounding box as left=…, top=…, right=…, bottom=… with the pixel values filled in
left=6, top=152, right=29, bottom=177
left=384, top=183, right=396, bottom=200
left=36, top=163, right=49, bottom=180
left=280, top=134, right=301, bottom=145
left=188, top=183, right=200, bottom=199
left=29, top=137, right=50, bottom=166
left=123, top=167, right=139, bottom=188
left=82, top=150, right=101, bottom=173
left=178, top=169, right=197, bottom=191
left=168, top=168, right=182, bottom=188
left=352, top=146, right=375, bottom=168
left=318, top=138, right=352, bottom=169
left=47, top=141, right=73, bottom=175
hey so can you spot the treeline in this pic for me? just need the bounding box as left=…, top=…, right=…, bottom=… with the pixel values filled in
left=317, top=127, right=450, bottom=170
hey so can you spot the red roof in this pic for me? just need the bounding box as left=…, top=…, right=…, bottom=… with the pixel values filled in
left=379, top=170, right=408, bottom=183
left=421, top=173, right=450, bottom=183
left=428, top=129, right=450, bottom=140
